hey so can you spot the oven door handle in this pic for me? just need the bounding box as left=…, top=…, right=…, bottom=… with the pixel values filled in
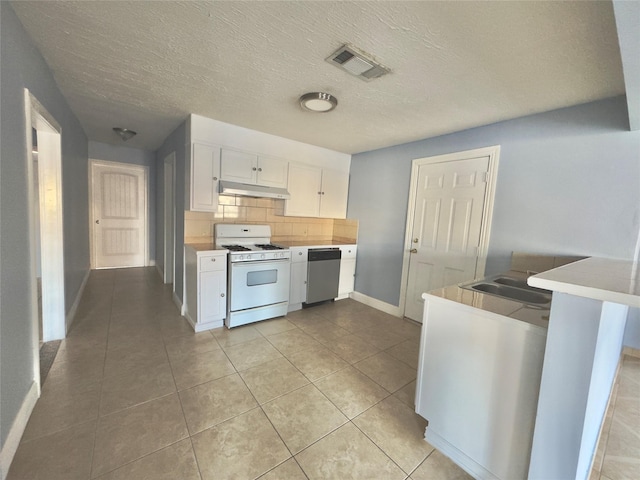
left=231, top=259, right=290, bottom=267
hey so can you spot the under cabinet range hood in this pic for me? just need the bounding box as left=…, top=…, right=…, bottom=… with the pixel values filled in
left=219, top=180, right=291, bottom=200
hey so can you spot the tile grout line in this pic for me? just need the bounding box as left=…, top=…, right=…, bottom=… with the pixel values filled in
left=90, top=271, right=116, bottom=480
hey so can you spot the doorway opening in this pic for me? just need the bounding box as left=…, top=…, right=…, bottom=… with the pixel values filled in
left=401, top=146, right=500, bottom=322
left=24, top=90, right=66, bottom=383
left=163, top=152, right=176, bottom=285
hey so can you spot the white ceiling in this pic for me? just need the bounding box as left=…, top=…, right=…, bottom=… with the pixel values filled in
left=11, top=1, right=625, bottom=154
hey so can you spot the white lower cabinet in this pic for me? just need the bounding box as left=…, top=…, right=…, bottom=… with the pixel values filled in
left=184, top=246, right=227, bottom=331
left=337, top=245, right=357, bottom=299
left=288, top=247, right=308, bottom=310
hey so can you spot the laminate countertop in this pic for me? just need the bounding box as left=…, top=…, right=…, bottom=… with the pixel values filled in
left=528, top=257, right=640, bottom=307
left=425, top=270, right=550, bottom=329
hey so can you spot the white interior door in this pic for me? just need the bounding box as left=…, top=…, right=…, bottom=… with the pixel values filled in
left=91, top=161, right=147, bottom=269
left=404, top=156, right=491, bottom=322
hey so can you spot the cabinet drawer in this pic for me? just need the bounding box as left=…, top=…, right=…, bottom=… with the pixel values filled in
left=199, top=255, right=226, bottom=272
left=291, top=247, right=308, bottom=263
left=340, top=245, right=357, bottom=259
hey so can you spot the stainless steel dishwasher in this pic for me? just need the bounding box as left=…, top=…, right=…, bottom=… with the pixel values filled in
left=305, top=248, right=341, bottom=305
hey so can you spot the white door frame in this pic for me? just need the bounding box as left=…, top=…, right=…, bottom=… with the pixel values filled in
left=89, top=159, right=149, bottom=268
left=163, top=152, right=176, bottom=285
left=24, top=89, right=66, bottom=350
left=399, top=145, right=500, bottom=316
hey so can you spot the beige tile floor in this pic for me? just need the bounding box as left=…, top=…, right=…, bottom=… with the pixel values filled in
left=10, top=267, right=637, bottom=480
left=8, top=267, right=470, bottom=480
left=590, top=353, right=640, bottom=480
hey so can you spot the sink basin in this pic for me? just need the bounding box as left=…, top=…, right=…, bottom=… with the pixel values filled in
left=492, top=276, right=551, bottom=294
left=468, top=282, right=551, bottom=305
left=459, top=273, right=552, bottom=306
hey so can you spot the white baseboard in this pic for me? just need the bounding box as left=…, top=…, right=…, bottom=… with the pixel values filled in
left=65, top=268, right=90, bottom=334
left=0, top=381, right=39, bottom=480
left=155, top=264, right=164, bottom=280
left=425, top=429, right=499, bottom=480
left=173, top=291, right=184, bottom=316
left=350, top=291, right=403, bottom=317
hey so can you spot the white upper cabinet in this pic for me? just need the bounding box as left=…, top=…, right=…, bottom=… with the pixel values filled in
left=285, top=163, right=349, bottom=219
left=221, top=148, right=288, bottom=188
left=189, top=142, right=220, bottom=212
left=220, top=149, right=256, bottom=184
left=257, top=155, right=289, bottom=188
left=285, top=163, right=322, bottom=217
left=319, top=168, right=349, bottom=219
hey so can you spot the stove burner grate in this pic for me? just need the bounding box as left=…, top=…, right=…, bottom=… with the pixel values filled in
left=221, top=244, right=251, bottom=252
left=255, top=244, right=284, bottom=250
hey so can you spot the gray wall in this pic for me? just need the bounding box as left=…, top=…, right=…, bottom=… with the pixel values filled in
left=88, top=141, right=157, bottom=262
left=348, top=96, right=640, bottom=346
left=155, top=122, right=187, bottom=301
left=1, top=2, right=90, bottom=448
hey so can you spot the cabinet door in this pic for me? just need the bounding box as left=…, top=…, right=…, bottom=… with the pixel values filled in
left=338, top=258, right=356, bottom=296
left=257, top=156, right=288, bottom=188
left=221, top=148, right=257, bottom=184
left=284, top=163, right=322, bottom=217
left=290, top=261, right=308, bottom=305
left=319, top=169, right=349, bottom=219
left=200, top=270, right=226, bottom=323
left=191, top=143, right=220, bottom=212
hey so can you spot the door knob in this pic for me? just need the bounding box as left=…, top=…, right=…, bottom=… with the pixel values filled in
left=95, top=219, right=100, bottom=224
left=220, top=293, right=225, bottom=297
left=410, top=248, right=418, bottom=253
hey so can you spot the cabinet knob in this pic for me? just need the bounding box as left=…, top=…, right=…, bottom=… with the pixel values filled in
left=213, top=176, right=218, bottom=181
left=413, top=238, right=419, bottom=243
left=298, top=252, right=303, bottom=255
left=410, top=248, right=418, bottom=254
left=321, top=192, right=325, bottom=195
left=258, top=167, right=262, bottom=172
left=210, top=258, right=216, bottom=262
left=252, top=167, right=257, bottom=171
left=220, top=293, right=225, bottom=297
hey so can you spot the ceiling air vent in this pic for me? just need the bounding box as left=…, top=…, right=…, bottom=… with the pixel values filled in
left=326, top=44, right=390, bottom=81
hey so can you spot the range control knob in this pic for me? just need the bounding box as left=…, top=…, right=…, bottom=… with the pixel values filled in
left=246, top=254, right=252, bottom=260
left=238, top=255, right=244, bottom=261
left=261, top=254, right=266, bottom=259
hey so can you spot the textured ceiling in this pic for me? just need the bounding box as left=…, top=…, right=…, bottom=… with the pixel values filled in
left=11, top=1, right=625, bottom=154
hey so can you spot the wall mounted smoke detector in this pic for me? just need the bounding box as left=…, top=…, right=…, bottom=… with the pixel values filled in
left=326, top=44, right=390, bottom=81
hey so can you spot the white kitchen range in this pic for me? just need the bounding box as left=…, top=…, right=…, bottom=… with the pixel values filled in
left=215, top=224, right=291, bottom=328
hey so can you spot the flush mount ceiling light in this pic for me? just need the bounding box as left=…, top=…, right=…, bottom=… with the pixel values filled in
left=299, top=92, right=338, bottom=112
left=113, top=127, right=137, bottom=141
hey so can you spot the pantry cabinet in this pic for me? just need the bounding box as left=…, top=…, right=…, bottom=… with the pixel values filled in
left=220, top=148, right=288, bottom=188
left=184, top=246, right=227, bottom=331
left=285, top=163, right=349, bottom=219
left=189, top=142, right=221, bottom=212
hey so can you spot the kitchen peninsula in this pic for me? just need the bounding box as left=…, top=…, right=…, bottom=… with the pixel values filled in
left=527, top=257, right=639, bottom=480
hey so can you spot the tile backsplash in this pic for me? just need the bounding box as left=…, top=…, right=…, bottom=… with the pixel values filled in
left=185, top=195, right=358, bottom=244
